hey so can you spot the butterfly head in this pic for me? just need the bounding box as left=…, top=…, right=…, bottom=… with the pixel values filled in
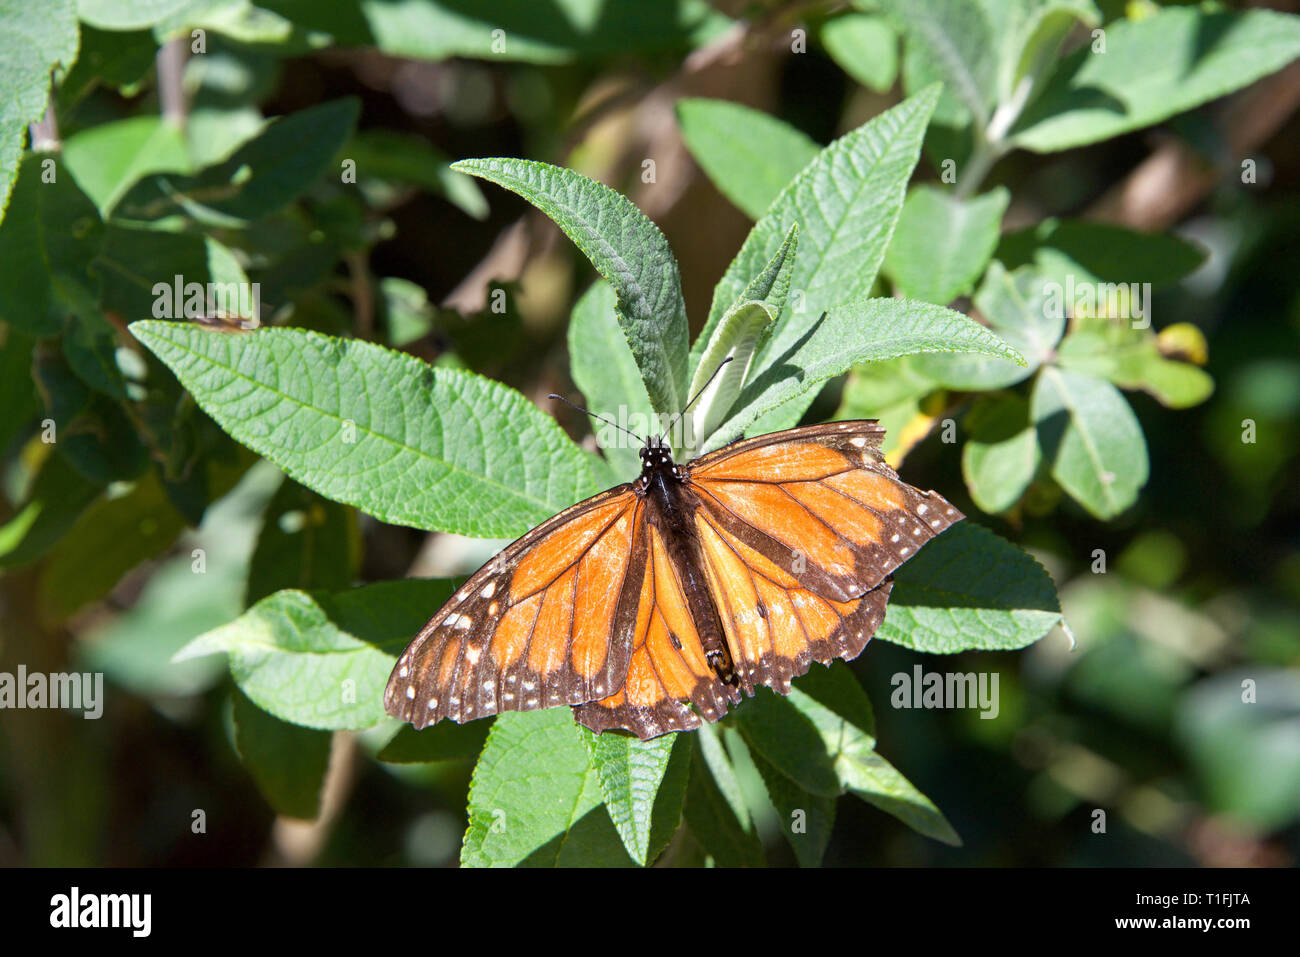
left=640, top=433, right=675, bottom=470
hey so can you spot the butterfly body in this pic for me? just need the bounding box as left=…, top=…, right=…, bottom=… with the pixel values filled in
left=386, top=421, right=963, bottom=740
left=634, top=437, right=738, bottom=687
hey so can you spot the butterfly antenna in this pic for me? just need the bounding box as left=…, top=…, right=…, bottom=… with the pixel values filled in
left=659, top=356, right=733, bottom=443
left=548, top=393, right=647, bottom=445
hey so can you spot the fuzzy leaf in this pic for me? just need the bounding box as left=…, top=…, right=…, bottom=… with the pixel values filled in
left=462, top=710, right=633, bottom=867
left=1032, top=366, right=1149, bottom=518
left=131, top=322, right=600, bottom=538
left=454, top=157, right=689, bottom=416
left=880, top=522, right=1062, bottom=652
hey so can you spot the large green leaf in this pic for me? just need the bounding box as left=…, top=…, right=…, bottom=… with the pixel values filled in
left=880, top=522, right=1062, bottom=653
left=700, top=86, right=941, bottom=383
left=131, top=323, right=600, bottom=537
left=175, top=579, right=455, bottom=730
left=585, top=730, right=692, bottom=866
left=883, top=185, right=1008, bottom=305
left=462, top=710, right=633, bottom=867
left=77, top=0, right=202, bottom=29
left=702, top=296, right=1024, bottom=452
left=454, top=157, right=689, bottom=416
left=0, top=0, right=78, bottom=223
left=790, top=664, right=960, bottom=845
left=675, top=98, right=819, bottom=220
left=1032, top=366, right=1149, bottom=519
left=1011, top=7, right=1300, bottom=152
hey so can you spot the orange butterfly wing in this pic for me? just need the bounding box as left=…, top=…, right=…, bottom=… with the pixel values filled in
left=384, top=485, right=646, bottom=728
left=387, top=420, right=962, bottom=739
left=576, top=421, right=962, bottom=737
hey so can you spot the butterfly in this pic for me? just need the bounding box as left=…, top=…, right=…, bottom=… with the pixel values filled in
left=385, top=380, right=963, bottom=740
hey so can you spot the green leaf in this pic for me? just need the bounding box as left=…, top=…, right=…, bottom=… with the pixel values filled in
left=246, top=476, right=359, bottom=605
left=844, top=747, right=961, bottom=846
left=1032, top=366, right=1149, bottom=519
left=117, top=98, right=360, bottom=223
left=0, top=450, right=102, bottom=568
left=699, top=86, right=941, bottom=430
left=62, top=115, right=191, bottom=217
left=789, top=664, right=959, bottom=844
left=1056, top=318, right=1214, bottom=409
left=462, top=710, right=633, bottom=867
left=335, top=0, right=733, bottom=64
left=38, top=470, right=188, bottom=623
left=175, top=579, right=454, bottom=730
left=880, top=522, right=1062, bottom=652
left=688, top=223, right=798, bottom=449
left=0, top=0, right=78, bottom=223
left=0, top=155, right=105, bottom=336
left=996, top=217, right=1206, bottom=290
left=962, top=393, right=1041, bottom=514
left=675, top=98, right=819, bottom=219
left=735, top=689, right=842, bottom=799
left=702, top=296, right=1025, bottom=452
left=912, top=261, right=1060, bottom=390
left=821, top=13, right=899, bottom=93
left=567, top=279, right=654, bottom=481
left=749, top=749, right=836, bottom=866
left=992, top=0, right=1101, bottom=106
left=376, top=720, right=492, bottom=764
left=0, top=327, right=40, bottom=452
left=585, top=730, right=692, bottom=866
left=682, top=742, right=763, bottom=866
left=453, top=157, right=689, bottom=416
left=231, top=688, right=332, bottom=819
left=880, top=0, right=997, bottom=127
left=884, top=185, right=1008, bottom=305
left=1011, top=7, right=1300, bottom=152
left=77, top=0, right=201, bottom=30
left=130, top=322, right=600, bottom=537
left=340, top=130, right=488, bottom=220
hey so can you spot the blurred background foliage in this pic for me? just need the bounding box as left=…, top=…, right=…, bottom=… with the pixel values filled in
left=0, top=0, right=1297, bottom=866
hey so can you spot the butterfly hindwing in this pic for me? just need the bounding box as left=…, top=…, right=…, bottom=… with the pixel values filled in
left=385, top=486, right=645, bottom=728
left=694, top=504, right=895, bottom=696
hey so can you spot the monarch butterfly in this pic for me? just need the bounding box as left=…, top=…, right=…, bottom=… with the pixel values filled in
left=385, top=374, right=962, bottom=740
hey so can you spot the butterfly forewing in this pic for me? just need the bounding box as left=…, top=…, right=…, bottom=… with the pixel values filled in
left=688, top=421, right=963, bottom=601
left=384, top=486, right=645, bottom=728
